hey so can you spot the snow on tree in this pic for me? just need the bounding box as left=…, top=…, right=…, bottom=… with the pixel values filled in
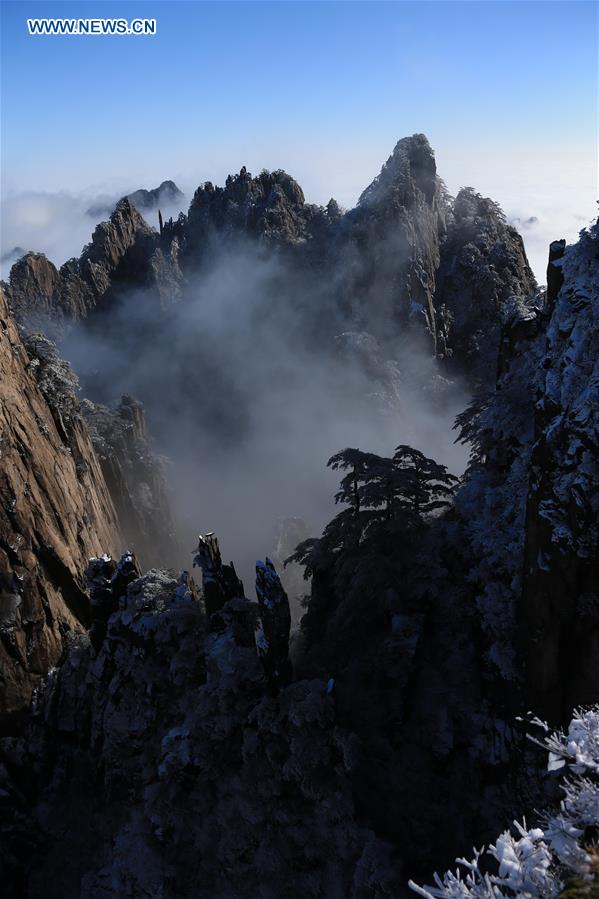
left=409, top=706, right=599, bottom=899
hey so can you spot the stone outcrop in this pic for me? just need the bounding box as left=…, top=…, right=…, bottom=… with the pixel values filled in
left=434, top=187, right=538, bottom=386
left=0, top=552, right=401, bottom=897
left=255, top=558, right=292, bottom=686
left=0, top=288, right=121, bottom=722
left=520, top=221, right=599, bottom=720
left=3, top=254, right=61, bottom=333
left=340, top=133, right=447, bottom=352
left=80, top=395, right=178, bottom=568
left=184, top=167, right=319, bottom=257
left=0, top=295, right=177, bottom=721
left=269, top=517, right=311, bottom=628
left=2, top=199, right=183, bottom=330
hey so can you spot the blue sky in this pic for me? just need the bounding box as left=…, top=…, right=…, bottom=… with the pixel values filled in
left=1, top=0, right=597, bottom=279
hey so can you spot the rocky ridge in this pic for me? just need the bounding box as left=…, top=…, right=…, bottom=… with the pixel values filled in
left=2, top=135, right=538, bottom=386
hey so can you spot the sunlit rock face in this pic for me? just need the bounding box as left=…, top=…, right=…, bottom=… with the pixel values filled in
left=338, top=134, right=448, bottom=354
left=0, top=287, right=121, bottom=720
left=0, top=295, right=177, bottom=722
left=2, top=198, right=182, bottom=332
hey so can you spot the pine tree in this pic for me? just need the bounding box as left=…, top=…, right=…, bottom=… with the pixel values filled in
left=288, top=445, right=459, bottom=570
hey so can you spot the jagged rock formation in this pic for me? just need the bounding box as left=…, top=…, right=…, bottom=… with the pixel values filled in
left=2, top=134, right=538, bottom=384
left=434, top=187, right=539, bottom=386
left=269, top=517, right=312, bottom=628
left=452, top=221, right=598, bottom=719
left=0, top=545, right=401, bottom=898
left=0, top=288, right=121, bottom=722
left=2, top=253, right=62, bottom=332
left=0, top=142, right=593, bottom=899
left=2, top=199, right=183, bottom=332
left=340, top=134, right=448, bottom=352
left=193, top=532, right=246, bottom=616
left=184, top=167, right=326, bottom=256
left=80, top=395, right=179, bottom=567
left=255, top=558, right=292, bottom=685
left=0, top=294, right=178, bottom=721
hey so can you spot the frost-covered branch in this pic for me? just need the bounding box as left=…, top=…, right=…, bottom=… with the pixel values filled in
left=409, top=707, right=599, bottom=898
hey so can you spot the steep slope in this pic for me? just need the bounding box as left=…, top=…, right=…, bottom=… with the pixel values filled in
left=81, top=395, right=179, bottom=566
left=0, top=288, right=121, bottom=722
left=0, top=292, right=179, bottom=722
left=339, top=133, right=448, bottom=352
left=284, top=222, right=598, bottom=882
left=434, top=187, right=538, bottom=386
left=454, top=220, right=598, bottom=715
left=520, top=222, right=599, bottom=720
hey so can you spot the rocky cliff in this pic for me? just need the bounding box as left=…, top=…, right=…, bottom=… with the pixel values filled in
left=434, top=187, right=539, bottom=386
left=2, top=199, right=182, bottom=332
left=0, top=292, right=178, bottom=723
left=0, top=288, right=121, bottom=723
left=81, top=395, right=179, bottom=567
left=520, top=222, right=599, bottom=720
left=339, top=133, right=447, bottom=353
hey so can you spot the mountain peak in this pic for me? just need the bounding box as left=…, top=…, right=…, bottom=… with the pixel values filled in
left=359, top=133, right=437, bottom=207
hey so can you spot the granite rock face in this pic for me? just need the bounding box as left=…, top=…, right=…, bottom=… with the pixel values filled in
left=2, top=199, right=183, bottom=331
left=3, top=253, right=62, bottom=333
left=339, top=134, right=447, bottom=353
left=0, top=288, right=121, bottom=722
left=0, top=294, right=178, bottom=721
left=81, top=395, right=178, bottom=568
